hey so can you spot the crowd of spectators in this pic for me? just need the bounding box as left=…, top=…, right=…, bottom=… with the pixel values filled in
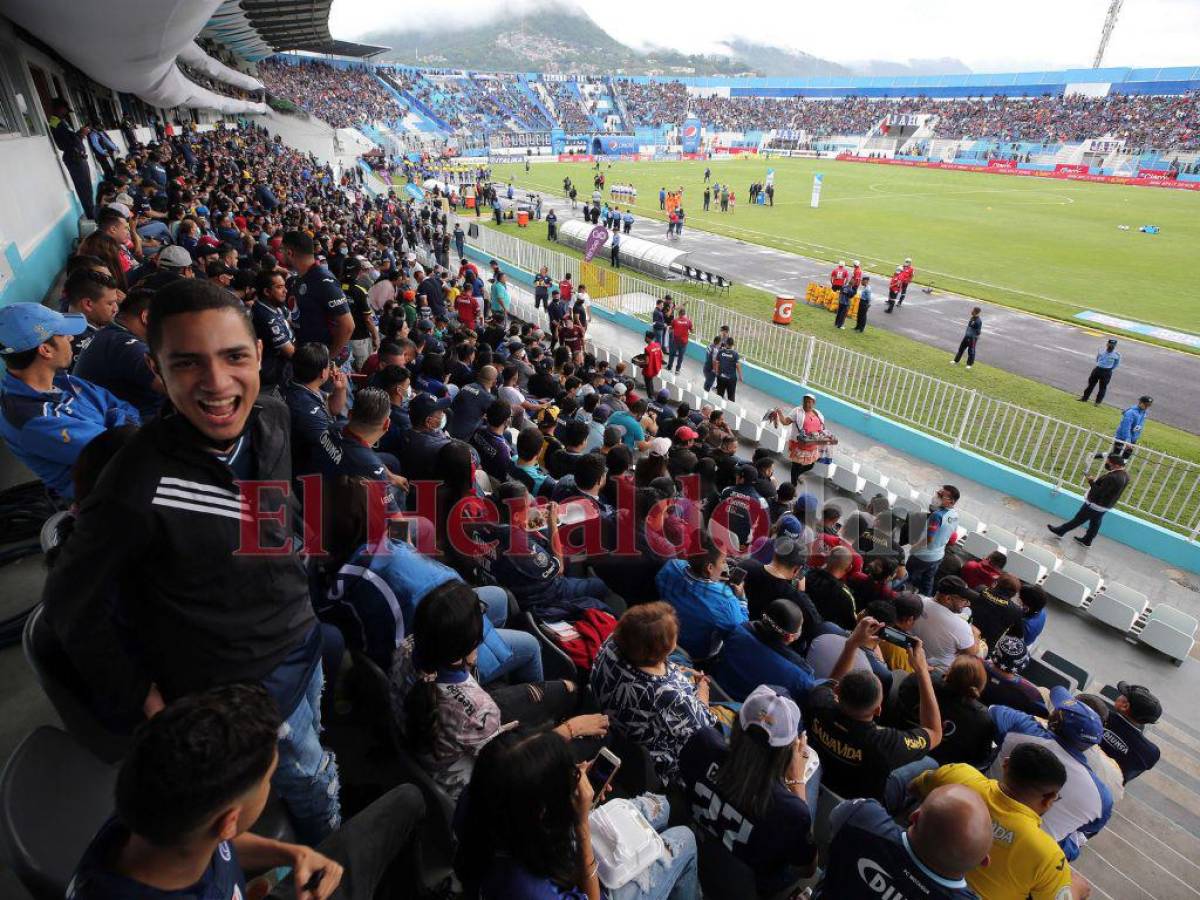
left=547, top=79, right=594, bottom=131
left=0, top=108, right=1172, bottom=900
left=257, top=58, right=408, bottom=130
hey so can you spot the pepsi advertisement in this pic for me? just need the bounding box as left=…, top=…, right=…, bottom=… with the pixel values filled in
left=681, top=118, right=703, bottom=154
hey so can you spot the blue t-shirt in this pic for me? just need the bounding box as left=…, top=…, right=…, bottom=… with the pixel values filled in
left=680, top=726, right=816, bottom=877
left=68, top=817, right=245, bottom=900
left=607, top=410, right=645, bottom=449
left=911, top=506, right=959, bottom=563
left=655, top=559, right=748, bottom=658
left=481, top=857, right=585, bottom=900
left=715, top=348, right=739, bottom=379
left=710, top=621, right=820, bottom=705
left=816, top=799, right=977, bottom=899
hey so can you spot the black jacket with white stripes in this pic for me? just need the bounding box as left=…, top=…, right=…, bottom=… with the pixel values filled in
left=43, top=395, right=315, bottom=726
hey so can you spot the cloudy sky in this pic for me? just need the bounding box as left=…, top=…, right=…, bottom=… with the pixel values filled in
left=328, top=0, right=1200, bottom=72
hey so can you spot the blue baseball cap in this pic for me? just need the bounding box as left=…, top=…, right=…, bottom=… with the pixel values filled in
left=0, top=303, right=87, bottom=354
left=778, top=514, right=804, bottom=536
left=1049, top=686, right=1104, bottom=749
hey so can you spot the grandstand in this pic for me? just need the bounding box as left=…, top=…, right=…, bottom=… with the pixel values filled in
left=0, top=1, right=1199, bottom=899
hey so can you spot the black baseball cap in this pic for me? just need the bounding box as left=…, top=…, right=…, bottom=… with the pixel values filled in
left=936, top=575, right=978, bottom=603
left=1117, top=681, right=1162, bottom=723
left=409, top=392, right=451, bottom=423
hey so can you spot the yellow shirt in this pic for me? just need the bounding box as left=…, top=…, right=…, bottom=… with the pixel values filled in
left=911, top=764, right=1073, bottom=900
left=880, top=641, right=913, bottom=673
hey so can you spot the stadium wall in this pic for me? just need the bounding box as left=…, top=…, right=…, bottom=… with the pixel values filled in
left=463, top=246, right=1200, bottom=575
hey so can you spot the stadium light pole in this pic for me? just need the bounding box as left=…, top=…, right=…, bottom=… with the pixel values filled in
left=1093, top=0, right=1125, bottom=68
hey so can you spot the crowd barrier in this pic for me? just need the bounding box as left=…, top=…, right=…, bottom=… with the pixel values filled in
left=454, top=218, right=1200, bottom=564
left=836, top=154, right=1200, bottom=191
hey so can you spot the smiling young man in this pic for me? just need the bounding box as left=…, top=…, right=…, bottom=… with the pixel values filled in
left=68, top=684, right=425, bottom=900
left=44, top=279, right=341, bottom=844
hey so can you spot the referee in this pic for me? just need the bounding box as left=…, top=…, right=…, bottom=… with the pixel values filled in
left=1079, top=339, right=1120, bottom=405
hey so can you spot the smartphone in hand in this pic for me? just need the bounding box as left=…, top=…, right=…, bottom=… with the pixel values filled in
left=587, top=748, right=621, bottom=807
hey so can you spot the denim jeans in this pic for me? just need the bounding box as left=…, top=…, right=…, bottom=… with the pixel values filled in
left=883, top=756, right=940, bottom=816
left=606, top=794, right=699, bottom=900
left=486, top=628, right=544, bottom=684
left=905, top=555, right=941, bottom=596
left=274, top=662, right=341, bottom=844
left=477, top=585, right=510, bottom=628
left=667, top=343, right=686, bottom=372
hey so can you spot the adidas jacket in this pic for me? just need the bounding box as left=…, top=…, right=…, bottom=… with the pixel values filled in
left=43, top=396, right=315, bottom=724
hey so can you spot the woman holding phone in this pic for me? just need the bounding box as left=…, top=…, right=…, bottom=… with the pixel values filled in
left=456, top=729, right=699, bottom=899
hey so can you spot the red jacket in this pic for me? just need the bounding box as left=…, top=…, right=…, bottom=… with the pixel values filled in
left=850, top=266, right=863, bottom=288
left=454, top=292, right=478, bottom=330
left=830, top=265, right=849, bottom=287
left=557, top=608, right=617, bottom=672
left=889, top=274, right=903, bottom=294
left=671, top=315, right=693, bottom=345
left=643, top=341, right=663, bottom=377
left=961, top=559, right=1001, bottom=590
left=559, top=279, right=573, bottom=301
left=807, top=532, right=864, bottom=576
left=900, top=264, right=914, bottom=285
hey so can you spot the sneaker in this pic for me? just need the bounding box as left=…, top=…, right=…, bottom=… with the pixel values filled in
left=1073, top=536, right=1092, bottom=547
left=1077, top=397, right=1088, bottom=402
left=965, top=364, right=972, bottom=369
left=950, top=360, right=958, bottom=365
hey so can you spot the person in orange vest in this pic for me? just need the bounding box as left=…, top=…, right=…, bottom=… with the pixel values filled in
left=850, top=259, right=863, bottom=291
left=830, top=260, right=849, bottom=292
left=641, top=329, right=664, bottom=396
left=886, top=266, right=904, bottom=313
left=899, top=258, right=915, bottom=306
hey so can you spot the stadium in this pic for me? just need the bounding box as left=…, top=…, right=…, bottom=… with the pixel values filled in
left=0, top=0, right=1198, bottom=897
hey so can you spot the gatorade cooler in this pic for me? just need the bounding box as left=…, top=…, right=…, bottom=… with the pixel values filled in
left=517, top=210, right=529, bottom=227
left=773, top=295, right=795, bottom=326
left=464, top=195, right=475, bottom=209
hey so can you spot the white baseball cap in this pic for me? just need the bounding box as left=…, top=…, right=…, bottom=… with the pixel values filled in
left=739, top=685, right=804, bottom=748
left=648, top=437, right=672, bottom=457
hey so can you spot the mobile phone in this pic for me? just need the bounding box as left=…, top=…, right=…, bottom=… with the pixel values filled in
left=879, top=625, right=914, bottom=649
left=727, top=566, right=747, bottom=587
left=587, top=747, right=621, bottom=805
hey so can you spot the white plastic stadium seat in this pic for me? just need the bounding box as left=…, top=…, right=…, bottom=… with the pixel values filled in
left=759, top=428, right=787, bottom=455
left=1003, top=551, right=1047, bottom=585
left=683, top=390, right=703, bottom=410
left=984, top=526, right=1023, bottom=553
left=474, top=469, right=497, bottom=496
left=1138, top=606, right=1199, bottom=662
left=887, top=478, right=919, bottom=503
left=811, top=458, right=836, bottom=480
left=1057, top=560, right=1103, bottom=595
left=955, top=509, right=987, bottom=534
left=1042, top=571, right=1091, bottom=608
left=858, top=479, right=891, bottom=507
left=1020, top=544, right=1061, bottom=575
left=666, top=381, right=684, bottom=403
left=1087, top=584, right=1148, bottom=632
left=960, top=531, right=1001, bottom=561
left=829, top=452, right=860, bottom=475
left=856, top=466, right=887, bottom=488
left=831, top=466, right=865, bottom=496
left=738, top=419, right=762, bottom=443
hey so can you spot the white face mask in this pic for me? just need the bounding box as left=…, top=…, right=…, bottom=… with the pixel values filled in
left=929, top=499, right=941, bottom=511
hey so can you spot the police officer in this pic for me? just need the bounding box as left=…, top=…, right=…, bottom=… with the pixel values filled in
left=1080, top=339, right=1121, bottom=405
left=48, top=98, right=95, bottom=219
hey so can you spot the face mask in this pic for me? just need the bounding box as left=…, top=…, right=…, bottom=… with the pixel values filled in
left=339, top=247, right=348, bottom=255
left=929, top=500, right=941, bottom=511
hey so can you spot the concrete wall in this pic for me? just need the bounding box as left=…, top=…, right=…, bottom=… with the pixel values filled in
left=464, top=243, right=1200, bottom=576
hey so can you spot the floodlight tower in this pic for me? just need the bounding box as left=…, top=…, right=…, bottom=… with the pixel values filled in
left=1093, top=0, right=1124, bottom=68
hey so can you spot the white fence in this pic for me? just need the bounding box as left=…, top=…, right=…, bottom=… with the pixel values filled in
left=459, top=219, right=1200, bottom=539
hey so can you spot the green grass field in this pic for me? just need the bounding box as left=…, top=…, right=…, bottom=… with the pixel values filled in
left=489, top=157, right=1200, bottom=338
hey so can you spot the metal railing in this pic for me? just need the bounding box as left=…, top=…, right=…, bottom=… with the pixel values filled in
left=460, top=219, right=1200, bottom=539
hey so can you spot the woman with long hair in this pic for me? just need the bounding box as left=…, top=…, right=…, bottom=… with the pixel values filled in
left=396, top=583, right=607, bottom=802
left=456, top=729, right=698, bottom=899
left=680, top=686, right=818, bottom=894
left=894, top=654, right=993, bottom=767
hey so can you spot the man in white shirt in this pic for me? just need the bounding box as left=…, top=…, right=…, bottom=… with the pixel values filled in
left=911, top=576, right=980, bottom=667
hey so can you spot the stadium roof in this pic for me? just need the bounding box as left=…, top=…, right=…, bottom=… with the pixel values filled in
left=205, top=1, right=389, bottom=61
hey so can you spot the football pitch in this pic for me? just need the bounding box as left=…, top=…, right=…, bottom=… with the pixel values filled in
left=489, top=157, right=1200, bottom=335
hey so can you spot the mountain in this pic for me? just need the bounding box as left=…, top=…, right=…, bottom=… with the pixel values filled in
left=365, top=5, right=814, bottom=76
left=720, top=39, right=852, bottom=78
left=362, top=4, right=969, bottom=79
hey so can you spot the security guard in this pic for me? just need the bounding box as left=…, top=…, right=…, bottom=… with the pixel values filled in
left=1079, top=339, right=1120, bottom=405
left=48, top=97, right=95, bottom=218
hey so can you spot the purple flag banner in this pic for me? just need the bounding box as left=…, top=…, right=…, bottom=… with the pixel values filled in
left=583, top=225, right=610, bottom=262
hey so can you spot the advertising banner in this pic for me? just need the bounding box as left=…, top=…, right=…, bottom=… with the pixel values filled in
left=987, top=159, right=1018, bottom=169
left=811, top=172, right=824, bottom=209
left=681, top=118, right=703, bottom=155
left=1054, top=164, right=1089, bottom=174
left=835, top=155, right=1200, bottom=191
left=404, top=183, right=425, bottom=201
left=583, top=225, right=610, bottom=262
